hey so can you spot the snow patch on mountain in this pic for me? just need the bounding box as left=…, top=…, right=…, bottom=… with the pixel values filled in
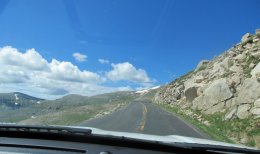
left=135, top=86, right=160, bottom=95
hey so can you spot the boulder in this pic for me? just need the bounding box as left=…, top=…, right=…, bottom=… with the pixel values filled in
left=203, top=78, right=233, bottom=103
left=254, top=115, right=260, bottom=119
left=241, top=33, right=252, bottom=43
left=204, top=102, right=225, bottom=114
left=183, top=75, right=195, bottom=89
left=225, top=98, right=236, bottom=108
left=194, top=75, right=204, bottom=83
left=256, top=72, right=260, bottom=78
left=236, top=78, right=260, bottom=104
left=221, top=58, right=231, bottom=69
left=224, top=107, right=237, bottom=120
left=229, top=65, right=243, bottom=74
left=211, top=62, right=226, bottom=75
left=196, top=70, right=209, bottom=77
left=228, top=51, right=236, bottom=57
left=237, top=45, right=244, bottom=53
left=197, top=86, right=204, bottom=96
left=256, top=29, right=260, bottom=35
left=233, top=54, right=245, bottom=63
left=195, top=60, right=209, bottom=72
left=191, top=94, right=206, bottom=110
left=250, top=108, right=260, bottom=116
left=244, top=43, right=253, bottom=49
left=251, top=47, right=259, bottom=52
left=251, top=52, right=260, bottom=58
left=254, top=98, right=260, bottom=108
left=237, top=104, right=251, bottom=119
left=253, top=37, right=259, bottom=43
left=240, top=137, right=249, bottom=144
left=227, top=75, right=241, bottom=87
left=249, top=63, right=256, bottom=69
left=251, top=62, right=260, bottom=78
left=203, top=120, right=210, bottom=126
left=174, top=91, right=181, bottom=100
left=192, top=78, right=233, bottom=111
left=184, top=86, right=198, bottom=102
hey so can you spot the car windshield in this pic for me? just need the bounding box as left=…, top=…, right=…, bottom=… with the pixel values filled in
left=0, top=0, right=260, bottom=149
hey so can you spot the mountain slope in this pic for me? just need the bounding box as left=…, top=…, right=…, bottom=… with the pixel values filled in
left=153, top=29, right=260, bottom=147
left=0, top=92, right=44, bottom=110
left=0, top=91, right=137, bottom=125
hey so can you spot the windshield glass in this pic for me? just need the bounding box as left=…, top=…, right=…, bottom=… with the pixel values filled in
left=0, top=0, right=260, bottom=149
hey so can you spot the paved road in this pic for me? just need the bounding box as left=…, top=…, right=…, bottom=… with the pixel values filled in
left=80, top=101, right=209, bottom=139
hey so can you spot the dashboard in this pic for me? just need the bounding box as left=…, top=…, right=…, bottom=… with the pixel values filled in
left=0, top=125, right=259, bottom=154
left=0, top=137, right=172, bottom=154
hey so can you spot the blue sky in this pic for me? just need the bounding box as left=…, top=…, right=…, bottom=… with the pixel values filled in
left=0, top=0, right=259, bottom=98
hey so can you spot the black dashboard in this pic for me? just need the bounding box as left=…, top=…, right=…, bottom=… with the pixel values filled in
left=0, top=137, right=174, bottom=154
left=0, top=125, right=259, bottom=154
left=0, top=125, right=185, bottom=154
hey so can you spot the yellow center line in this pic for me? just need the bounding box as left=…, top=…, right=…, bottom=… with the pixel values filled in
left=137, top=102, right=147, bottom=132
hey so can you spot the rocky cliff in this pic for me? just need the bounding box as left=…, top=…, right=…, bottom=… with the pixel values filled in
left=154, top=29, right=260, bottom=120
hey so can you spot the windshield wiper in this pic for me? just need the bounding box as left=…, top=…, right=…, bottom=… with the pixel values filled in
left=0, top=124, right=92, bottom=136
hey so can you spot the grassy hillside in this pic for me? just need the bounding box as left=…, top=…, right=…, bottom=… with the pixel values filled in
left=0, top=91, right=137, bottom=124
left=0, top=92, right=44, bottom=110
left=18, top=102, right=124, bottom=125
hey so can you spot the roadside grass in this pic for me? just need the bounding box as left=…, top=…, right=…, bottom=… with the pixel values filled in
left=157, top=104, right=234, bottom=143
left=0, top=106, right=46, bottom=123
left=18, top=101, right=129, bottom=126
left=1, top=115, right=29, bottom=123
left=157, top=103, right=260, bottom=147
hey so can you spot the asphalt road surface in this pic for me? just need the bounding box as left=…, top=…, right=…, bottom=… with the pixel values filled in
left=80, top=101, right=209, bottom=139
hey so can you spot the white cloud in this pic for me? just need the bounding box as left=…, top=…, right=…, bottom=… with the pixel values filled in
left=0, top=46, right=49, bottom=71
left=98, top=58, right=109, bottom=64
left=48, top=59, right=102, bottom=83
left=0, top=46, right=105, bottom=98
left=0, top=46, right=155, bottom=99
left=0, top=68, right=29, bottom=83
left=73, top=52, right=87, bottom=62
left=106, top=62, right=152, bottom=83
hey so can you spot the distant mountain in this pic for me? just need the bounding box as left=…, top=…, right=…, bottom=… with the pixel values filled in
left=0, top=91, right=138, bottom=124
left=134, top=86, right=161, bottom=102
left=13, top=92, right=44, bottom=101
left=0, top=92, right=44, bottom=109
left=43, top=91, right=136, bottom=106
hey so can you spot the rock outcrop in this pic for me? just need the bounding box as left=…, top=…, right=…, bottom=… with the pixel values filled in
left=153, top=29, right=260, bottom=120
left=195, top=60, right=209, bottom=72
left=251, top=62, right=260, bottom=77
left=192, top=78, right=232, bottom=113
